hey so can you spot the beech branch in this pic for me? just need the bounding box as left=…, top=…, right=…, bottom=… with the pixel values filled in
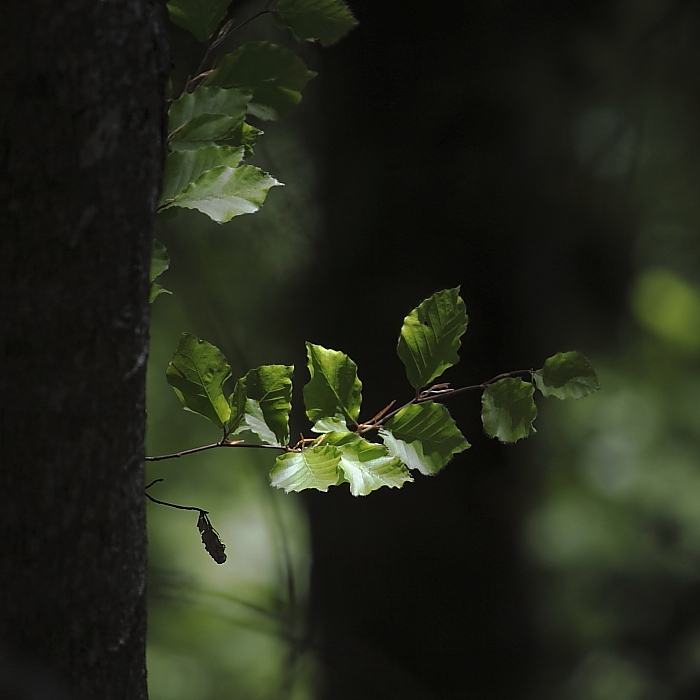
left=144, top=369, right=535, bottom=461
left=366, top=369, right=535, bottom=430
left=145, top=440, right=287, bottom=462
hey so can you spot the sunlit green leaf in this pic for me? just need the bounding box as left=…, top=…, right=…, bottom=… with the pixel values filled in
left=380, top=402, right=469, bottom=476
left=166, top=333, right=231, bottom=428
left=323, top=432, right=412, bottom=496
left=273, top=0, right=358, bottom=46
left=397, top=288, right=468, bottom=389
left=205, top=42, right=317, bottom=120
left=226, top=365, right=294, bottom=446
left=534, top=351, right=601, bottom=399
left=481, top=378, right=536, bottom=443
left=160, top=164, right=281, bottom=223
left=311, top=417, right=350, bottom=433
left=270, top=445, right=342, bottom=492
left=166, top=0, right=229, bottom=42
left=304, top=343, right=362, bottom=432
left=160, top=145, right=244, bottom=205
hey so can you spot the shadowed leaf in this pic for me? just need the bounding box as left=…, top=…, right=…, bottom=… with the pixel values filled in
left=481, top=378, right=537, bottom=443
left=167, top=0, right=230, bottom=42
left=535, top=351, right=600, bottom=399
left=227, top=365, right=294, bottom=446
left=273, top=0, right=358, bottom=46
left=304, top=343, right=362, bottom=432
left=206, top=42, right=316, bottom=120
left=166, top=333, right=231, bottom=428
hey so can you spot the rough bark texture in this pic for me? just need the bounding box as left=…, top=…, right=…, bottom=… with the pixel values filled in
left=0, top=2, right=168, bottom=698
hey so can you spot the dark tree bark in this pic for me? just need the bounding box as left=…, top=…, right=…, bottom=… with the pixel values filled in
left=0, top=2, right=168, bottom=698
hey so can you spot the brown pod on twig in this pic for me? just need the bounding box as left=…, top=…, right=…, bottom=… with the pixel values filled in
left=197, top=511, right=227, bottom=564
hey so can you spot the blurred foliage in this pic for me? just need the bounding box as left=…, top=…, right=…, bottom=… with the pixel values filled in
left=529, top=337, right=700, bottom=699
left=524, top=1, right=700, bottom=696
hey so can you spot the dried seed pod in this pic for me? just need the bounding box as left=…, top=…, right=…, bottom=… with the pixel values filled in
left=197, top=512, right=227, bottom=564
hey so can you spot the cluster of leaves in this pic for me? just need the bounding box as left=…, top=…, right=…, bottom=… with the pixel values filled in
left=160, top=289, right=600, bottom=497
left=157, top=0, right=357, bottom=221
left=150, top=0, right=358, bottom=299
left=147, top=2, right=601, bottom=569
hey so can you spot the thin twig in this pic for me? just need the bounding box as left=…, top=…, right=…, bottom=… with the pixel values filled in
left=145, top=439, right=286, bottom=462
left=145, top=442, right=224, bottom=461
left=145, top=491, right=207, bottom=514
left=434, top=369, right=534, bottom=401
left=368, top=369, right=535, bottom=430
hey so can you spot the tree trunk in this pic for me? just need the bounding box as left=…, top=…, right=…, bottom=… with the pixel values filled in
left=0, top=2, right=168, bottom=698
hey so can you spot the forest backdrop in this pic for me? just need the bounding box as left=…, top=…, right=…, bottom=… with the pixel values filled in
left=4, top=0, right=696, bottom=699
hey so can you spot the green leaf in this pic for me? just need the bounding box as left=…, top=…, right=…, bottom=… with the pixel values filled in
left=150, top=240, right=171, bottom=302
left=168, top=87, right=253, bottom=151
left=237, top=122, right=264, bottom=157
left=169, top=114, right=243, bottom=151
left=226, top=365, right=294, bottom=446
left=273, top=0, right=358, bottom=47
left=481, top=378, right=537, bottom=443
left=310, top=417, right=350, bottom=433
left=160, top=145, right=245, bottom=205
left=534, top=351, right=601, bottom=399
left=225, top=376, right=247, bottom=436
left=150, top=240, right=170, bottom=282
left=169, top=87, right=251, bottom=132
left=166, top=333, right=231, bottom=428
left=397, top=288, right=468, bottom=389
left=150, top=282, right=173, bottom=303
left=166, top=0, right=229, bottom=42
left=205, top=42, right=317, bottom=120
left=270, top=446, right=342, bottom=493
left=160, top=164, right=282, bottom=223
left=303, top=343, right=362, bottom=432
left=323, top=432, right=412, bottom=496
left=380, top=402, right=469, bottom=476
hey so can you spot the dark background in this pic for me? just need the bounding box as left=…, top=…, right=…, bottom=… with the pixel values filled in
left=147, top=1, right=700, bottom=698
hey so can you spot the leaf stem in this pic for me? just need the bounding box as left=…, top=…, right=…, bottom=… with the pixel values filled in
left=364, top=369, right=535, bottom=430
left=144, top=486, right=208, bottom=514
left=427, top=369, right=534, bottom=401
